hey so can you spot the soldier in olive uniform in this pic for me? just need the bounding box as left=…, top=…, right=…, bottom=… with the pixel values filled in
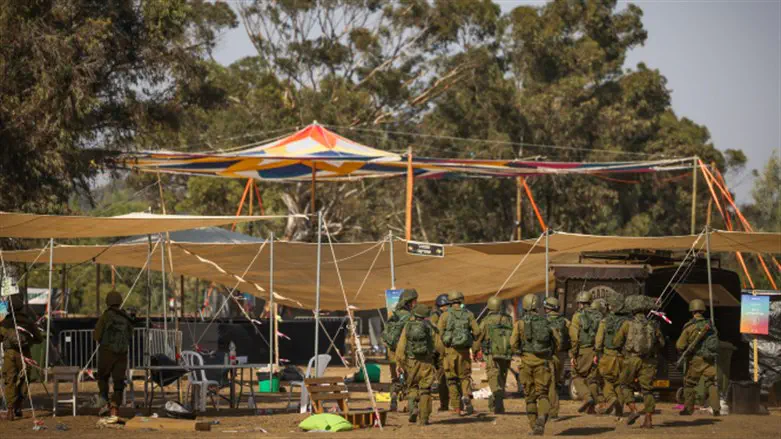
left=511, top=295, right=560, bottom=436
left=613, top=295, right=665, bottom=428
left=594, top=294, right=629, bottom=416
left=1, top=295, right=43, bottom=421
left=475, top=297, right=514, bottom=414
left=568, top=291, right=601, bottom=413
left=395, top=304, right=444, bottom=425
left=429, top=293, right=450, bottom=412
left=676, top=299, right=720, bottom=416
left=544, top=297, right=569, bottom=419
left=437, top=291, right=480, bottom=415
left=94, top=290, right=135, bottom=417
left=383, top=289, right=418, bottom=411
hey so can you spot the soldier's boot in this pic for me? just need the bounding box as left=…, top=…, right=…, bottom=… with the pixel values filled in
left=408, top=398, right=418, bottom=423
left=418, top=393, right=431, bottom=426
left=494, top=392, right=505, bottom=415
left=597, top=398, right=617, bottom=415
left=641, top=413, right=653, bottom=429
left=577, top=397, right=595, bottom=413
left=488, top=394, right=496, bottom=413
left=626, top=403, right=641, bottom=425
left=13, top=400, right=23, bottom=419
left=461, top=397, right=474, bottom=416
left=526, top=403, right=538, bottom=436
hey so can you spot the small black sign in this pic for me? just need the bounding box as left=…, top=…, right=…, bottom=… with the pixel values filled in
left=406, top=241, right=445, bottom=258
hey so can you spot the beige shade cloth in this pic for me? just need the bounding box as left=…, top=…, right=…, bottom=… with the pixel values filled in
left=1, top=230, right=777, bottom=310
left=0, top=212, right=296, bottom=239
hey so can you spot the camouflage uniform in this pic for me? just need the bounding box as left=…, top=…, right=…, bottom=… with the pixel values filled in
left=94, top=292, right=135, bottom=412
left=475, top=300, right=513, bottom=414
left=544, top=298, right=569, bottom=418
left=384, top=289, right=418, bottom=411
left=0, top=299, right=43, bottom=420
left=395, top=304, right=444, bottom=425
left=511, top=295, right=560, bottom=436
left=429, top=297, right=450, bottom=411
left=569, top=293, right=601, bottom=410
left=437, top=292, right=480, bottom=414
left=594, top=306, right=628, bottom=415
left=676, top=300, right=719, bottom=416
left=613, top=296, right=665, bottom=428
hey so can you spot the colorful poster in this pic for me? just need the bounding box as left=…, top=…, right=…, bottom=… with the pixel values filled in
left=740, top=294, right=770, bottom=335
left=385, top=289, right=404, bottom=318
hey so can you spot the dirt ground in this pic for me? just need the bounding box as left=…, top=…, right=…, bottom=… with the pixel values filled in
left=3, top=365, right=779, bottom=438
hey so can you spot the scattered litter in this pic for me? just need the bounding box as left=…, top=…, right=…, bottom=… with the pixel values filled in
left=211, top=420, right=221, bottom=425
left=33, top=420, right=47, bottom=431
left=165, top=400, right=196, bottom=420
left=150, top=412, right=159, bottom=418
left=56, top=423, right=70, bottom=431
left=374, top=392, right=391, bottom=403
left=221, top=427, right=268, bottom=434
left=472, top=387, right=492, bottom=399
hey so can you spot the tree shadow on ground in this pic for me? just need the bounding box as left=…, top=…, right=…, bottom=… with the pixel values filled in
left=659, top=418, right=722, bottom=428
left=555, top=427, right=615, bottom=436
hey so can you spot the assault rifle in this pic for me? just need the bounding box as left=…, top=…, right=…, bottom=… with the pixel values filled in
left=676, top=322, right=711, bottom=369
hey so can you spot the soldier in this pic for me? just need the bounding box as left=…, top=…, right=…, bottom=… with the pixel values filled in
left=0, top=295, right=43, bottom=421
left=613, top=295, right=665, bottom=428
left=429, top=293, right=450, bottom=412
left=437, top=291, right=480, bottom=415
left=511, top=295, right=560, bottom=436
left=591, top=298, right=607, bottom=317
left=544, top=296, right=570, bottom=419
left=568, top=291, right=601, bottom=413
left=594, top=294, right=629, bottom=416
left=94, top=290, right=135, bottom=418
left=676, top=299, right=720, bottom=416
left=395, top=304, right=444, bottom=425
left=382, top=288, right=418, bottom=411
left=475, top=297, right=514, bottom=414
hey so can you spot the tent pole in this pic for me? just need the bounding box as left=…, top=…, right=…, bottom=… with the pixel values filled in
left=545, top=229, right=550, bottom=298
left=314, top=211, right=322, bottom=381
left=144, top=235, right=152, bottom=410
left=405, top=147, right=414, bottom=241
left=691, top=157, right=698, bottom=234
left=389, top=230, right=396, bottom=289
left=60, top=264, right=67, bottom=312
left=705, top=226, right=715, bottom=326
left=269, top=231, right=275, bottom=370
left=161, top=235, right=169, bottom=353
left=311, top=164, right=317, bottom=215
left=44, top=238, right=53, bottom=382
left=516, top=176, right=523, bottom=241
left=95, top=263, right=101, bottom=316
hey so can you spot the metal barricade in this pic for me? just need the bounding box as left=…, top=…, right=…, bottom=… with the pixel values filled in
left=58, top=328, right=182, bottom=370
left=59, top=329, right=99, bottom=370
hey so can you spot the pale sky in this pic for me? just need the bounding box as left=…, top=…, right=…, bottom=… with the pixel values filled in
left=213, top=1, right=781, bottom=203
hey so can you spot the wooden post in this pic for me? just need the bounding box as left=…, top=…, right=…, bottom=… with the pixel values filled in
left=95, top=263, right=101, bottom=315
left=516, top=176, right=523, bottom=241
left=691, top=157, right=698, bottom=234
left=111, top=265, right=116, bottom=289
left=405, top=147, right=414, bottom=241
left=311, top=163, right=317, bottom=214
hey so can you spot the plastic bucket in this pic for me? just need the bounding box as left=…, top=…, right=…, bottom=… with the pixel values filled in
left=259, top=377, right=280, bottom=393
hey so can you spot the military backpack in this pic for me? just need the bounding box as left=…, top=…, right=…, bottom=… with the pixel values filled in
left=485, top=314, right=513, bottom=360
left=689, top=319, right=719, bottom=361
left=623, top=316, right=656, bottom=357
left=405, top=320, right=434, bottom=357
left=443, top=308, right=474, bottom=349
left=101, top=308, right=133, bottom=354
left=522, top=314, right=553, bottom=356
left=382, top=309, right=411, bottom=350
left=603, top=313, right=628, bottom=351
left=547, top=314, right=570, bottom=352
left=577, top=309, right=600, bottom=347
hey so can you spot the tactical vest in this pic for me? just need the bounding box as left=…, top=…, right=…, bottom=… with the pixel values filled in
left=522, top=314, right=553, bottom=356
left=483, top=313, right=513, bottom=360
left=443, top=307, right=475, bottom=350
left=577, top=309, right=600, bottom=348
left=547, top=314, right=570, bottom=352
left=100, top=308, right=133, bottom=354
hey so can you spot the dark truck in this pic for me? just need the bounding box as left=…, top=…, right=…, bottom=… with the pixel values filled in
left=550, top=252, right=748, bottom=401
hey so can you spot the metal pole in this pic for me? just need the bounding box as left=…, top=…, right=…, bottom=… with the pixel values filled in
left=144, top=235, right=152, bottom=409
left=691, top=157, right=698, bottom=234
left=161, top=235, right=169, bottom=353
left=705, top=226, right=715, bottom=326
left=314, top=211, right=322, bottom=377
left=389, top=230, right=396, bottom=289
left=545, top=229, right=550, bottom=297
left=269, top=232, right=275, bottom=370
left=95, top=264, right=101, bottom=316
left=44, top=238, right=53, bottom=382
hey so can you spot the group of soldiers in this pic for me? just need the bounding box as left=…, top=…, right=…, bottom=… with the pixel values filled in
left=1, top=291, right=134, bottom=421
left=384, top=289, right=721, bottom=435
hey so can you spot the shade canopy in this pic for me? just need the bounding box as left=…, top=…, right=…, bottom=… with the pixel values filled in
left=2, top=230, right=777, bottom=311
left=0, top=212, right=293, bottom=239
left=126, top=123, right=695, bottom=181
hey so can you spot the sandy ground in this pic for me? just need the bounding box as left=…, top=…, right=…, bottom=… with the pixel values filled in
left=2, top=365, right=779, bottom=438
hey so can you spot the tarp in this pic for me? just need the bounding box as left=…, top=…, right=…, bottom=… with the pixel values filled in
left=125, top=123, right=695, bottom=181
left=0, top=212, right=295, bottom=239
left=1, top=230, right=778, bottom=311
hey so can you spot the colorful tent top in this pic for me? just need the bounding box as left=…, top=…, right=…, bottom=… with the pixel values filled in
left=125, top=123, right=695, bottom=181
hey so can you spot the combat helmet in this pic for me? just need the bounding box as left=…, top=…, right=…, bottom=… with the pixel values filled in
left=413, top=304, right=431, bottom=319
left=607, top=293, right=624, bottom=314
left=544, top=296, right=560, bottom=311
left=448, top=291, right=465, bottom=304
left=576, top=291, right=592, bottom=304
left=487, top=297, right=503, bottom=312
left=625, top=295, right=651, bottom=314
left=106, top=290, right=123, bottom=307
left=522, top=294, right=539, bottom=311
left=689, top=299, right=706, bottom=313
left=591, top=298, right=607, bottom=315
left=398, top=288, right=419, bottom=308
left=435, top=293, right=450, bottom=308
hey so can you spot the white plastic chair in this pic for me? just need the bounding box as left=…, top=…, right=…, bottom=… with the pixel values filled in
left=181, top=350, right=220, bottom=412
left=287, top=354, right=331, bottom=412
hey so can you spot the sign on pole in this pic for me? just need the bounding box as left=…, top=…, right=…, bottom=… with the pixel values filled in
left=740, top=294, right=770, bottom=335
left=406, top=241, right=444, bottom=258
left=385, top=289, right=404, bottom=318
left=1, top=276, right=19, bottom=297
